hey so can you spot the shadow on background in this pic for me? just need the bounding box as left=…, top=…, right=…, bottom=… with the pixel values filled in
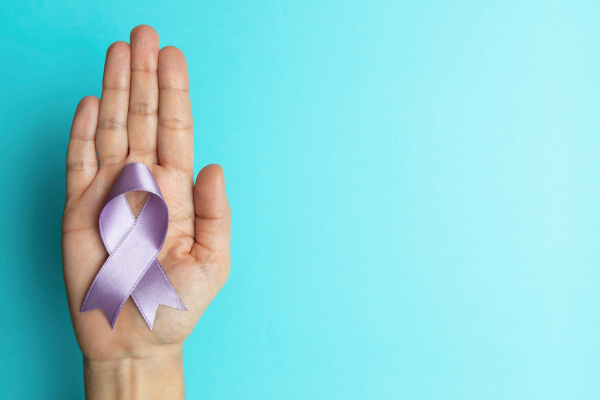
left=6, top=103, right=84, bottom=398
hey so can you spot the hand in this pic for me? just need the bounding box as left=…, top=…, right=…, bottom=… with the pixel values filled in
left=61, top=25, right=231, bottom=399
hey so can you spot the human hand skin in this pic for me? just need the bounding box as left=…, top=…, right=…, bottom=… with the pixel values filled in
left=61, top=25, right=231, bottom=399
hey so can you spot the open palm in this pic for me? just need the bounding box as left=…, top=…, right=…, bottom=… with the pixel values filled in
left=61, top=26, right=231, bottom=362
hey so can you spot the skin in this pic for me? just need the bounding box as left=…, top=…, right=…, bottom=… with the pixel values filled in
left=62, top=25, right=231, bottom=399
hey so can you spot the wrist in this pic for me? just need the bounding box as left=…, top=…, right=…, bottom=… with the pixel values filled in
left=83, top=345, right=185, bottom=400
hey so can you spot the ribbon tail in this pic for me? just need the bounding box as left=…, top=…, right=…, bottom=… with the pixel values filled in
left=131, top=260, right=187, bottom=330
left=80, top=284, right=128, bottom=330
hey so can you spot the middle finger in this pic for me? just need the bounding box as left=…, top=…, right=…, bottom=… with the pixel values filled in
left=127, top=25, right=160, bottom=164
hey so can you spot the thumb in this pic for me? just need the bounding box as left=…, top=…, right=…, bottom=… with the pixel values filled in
left=192, top=164, right=231, bottom=258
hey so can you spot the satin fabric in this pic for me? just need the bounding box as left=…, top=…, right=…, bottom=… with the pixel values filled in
left=80, top=163, right=186, bottom=329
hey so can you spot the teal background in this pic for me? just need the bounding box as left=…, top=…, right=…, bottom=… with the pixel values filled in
left=1, top=1, right=599, bottom=398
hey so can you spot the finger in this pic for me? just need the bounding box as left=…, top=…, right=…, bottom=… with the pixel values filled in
left=192, top=164, right=231, bottom=265
left=96, top=41, right=130, bottom=169
left=157, top=46, right=194, bottom=176
left=66, top=96, right=100, bottom=199
left=128, top=25, right=160, bottom=163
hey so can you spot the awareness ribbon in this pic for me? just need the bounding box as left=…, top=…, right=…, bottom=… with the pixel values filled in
left=80, top=162, right=186, bottom=329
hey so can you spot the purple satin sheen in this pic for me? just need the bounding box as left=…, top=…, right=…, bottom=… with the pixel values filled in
left=80, top=162, right=186, bottom=329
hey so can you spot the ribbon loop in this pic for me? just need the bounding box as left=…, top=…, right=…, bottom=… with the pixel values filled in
left=80, top=163, right=186, bottom=329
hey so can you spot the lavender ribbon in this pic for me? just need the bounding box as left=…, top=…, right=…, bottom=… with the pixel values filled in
left=80, top=162, right=186, bottom=329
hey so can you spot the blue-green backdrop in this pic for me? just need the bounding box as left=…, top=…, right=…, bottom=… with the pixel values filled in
left=1, top=1, right=599, bottom=399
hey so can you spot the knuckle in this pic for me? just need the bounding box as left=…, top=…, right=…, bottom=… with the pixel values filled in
left=97, top=117, right=126, bottom=131
left=159, top=117, right=193, bottom=130
left=129, top=101, right=158, bottom=116
left=66, top=160, right=96, bottom=171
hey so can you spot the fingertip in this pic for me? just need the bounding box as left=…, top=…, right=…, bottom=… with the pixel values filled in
left=130, top=24, right=159, bottom=42
left=102, top=41, right=131, bottom=90
left=199, top=163, right=224, bottom=178
left=196, top=164, right=226, bottom=192
left=106, top=41, right=130, bottom=57
left=77, top=95, right=100, bottom=110
left=160, top=45, right=185, bottom=57
left=158, top=46, right=188, bottom=71
left=72, top=96, right=100, bottom=140
left=194, top=164, right=230, bottom=221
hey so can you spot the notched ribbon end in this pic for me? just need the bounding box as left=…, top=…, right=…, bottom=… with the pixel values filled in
left=132, top=292, right=187, bottom=330
left=80, top=301, right=122, bottom=330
